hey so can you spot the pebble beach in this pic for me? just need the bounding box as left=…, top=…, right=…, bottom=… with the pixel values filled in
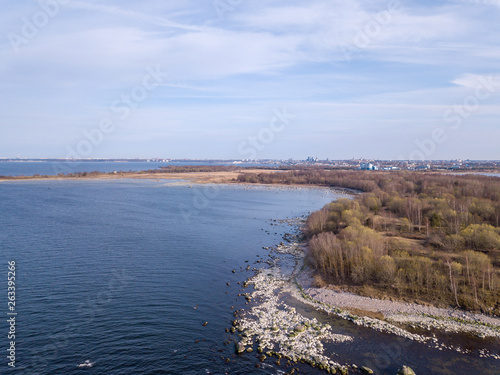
left=232, top=218, right=500, bottom=374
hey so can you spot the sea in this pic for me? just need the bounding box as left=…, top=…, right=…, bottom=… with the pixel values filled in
left=0, top=163, right=499, bottom=374
left=0, top=161, right=266, bottom=177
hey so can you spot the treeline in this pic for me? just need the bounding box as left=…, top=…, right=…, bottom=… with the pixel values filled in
left=156, top=165, right=241, bottom=173
left=239, top=170, right=500, bottom=315
left=237, top=169, right=382, bottom=191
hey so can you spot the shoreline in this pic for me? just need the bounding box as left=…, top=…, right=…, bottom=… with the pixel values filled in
left=232, top=219, right=353, bottom=373
left=295, top=265, right=500, bottom=328
left=235, top=223, right=500, bottom=371
left=0, top=170, right=361, bottom=196
left=294, top=266, right=500, bottom=339
left=287, top=246, right=500, bottom=361
left=2, top=167, right=498, bottom=184
left=5, top=170, right=498, bottom=329
left=0, top=169, right=308, bottom=187
left=0, top=169, right=258, bottom=183
left=233, top=219, right=495, bottom=375
left=6, top=169, right=500, bottom=346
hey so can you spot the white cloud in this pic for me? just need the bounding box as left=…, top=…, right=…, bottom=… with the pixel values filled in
left=1, top=0, right=499, bottom=158
left=66, top=1, right=215, bottom=33
left=451, top=73, right=500, bottom=89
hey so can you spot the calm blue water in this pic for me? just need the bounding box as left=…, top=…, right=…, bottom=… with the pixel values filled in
left=0, top=179, right=341, bottom=374
left=0, top=167, right=498, bottom=374
left=0, top=161, right=267, bottom=177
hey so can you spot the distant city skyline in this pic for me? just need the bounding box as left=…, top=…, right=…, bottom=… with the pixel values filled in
left=1, top=1, right=499, bottom=160
left=1, top=157, right=498, bottom=163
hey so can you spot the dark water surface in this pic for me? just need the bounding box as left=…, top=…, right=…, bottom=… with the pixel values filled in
left=0, top=176, right=498, bottom=374
left=283, top=296, right=499, bottom=375
left=0, top=179, right=339, bottom=374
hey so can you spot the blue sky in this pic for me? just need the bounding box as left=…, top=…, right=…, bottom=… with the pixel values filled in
left=1, top=0, right=499, bottom=160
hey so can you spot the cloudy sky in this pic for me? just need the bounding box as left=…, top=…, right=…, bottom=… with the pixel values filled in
left=1, top=0, right=499, bottom=160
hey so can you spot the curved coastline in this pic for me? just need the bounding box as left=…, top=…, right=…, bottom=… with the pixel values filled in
left=7, top=170, right=497, bottom=332
left=293, top=239, right=500, bottom=358
left=6, top=170, right=497, bottom=330
left=0, top=169, right=364, bottom=198
left=292, top=261, right=500, bottom=353
left=233, top=219, right=500, bottom=375
left=296, top=267, right=500, bottom=334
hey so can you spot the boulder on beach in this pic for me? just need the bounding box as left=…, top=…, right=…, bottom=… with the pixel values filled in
left=397, top=365, right=416, bottom=375
left=361, top=366, right=374, bottom=374
left=235, top=341, right=245, bottom=354
left=294, top=324, right=306, bottom=333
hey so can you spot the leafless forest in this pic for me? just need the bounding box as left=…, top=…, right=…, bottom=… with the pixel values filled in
left=238, top=169, right=500, bottom=315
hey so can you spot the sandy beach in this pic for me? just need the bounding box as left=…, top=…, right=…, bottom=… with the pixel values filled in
left=0, top=169, right=267, bottom=183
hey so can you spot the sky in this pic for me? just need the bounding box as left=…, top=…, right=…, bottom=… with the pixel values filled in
left=1, top=0, right=499, bottom=160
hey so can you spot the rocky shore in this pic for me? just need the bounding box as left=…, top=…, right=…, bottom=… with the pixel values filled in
left=293, top=257, right=500, bottom=360
left=292, top=271, right=500, bottom=360
left=231, top=217, right=500, bottom=374
left=233, top=267, right=352, bottom=373
left=297, top=270, right=500, bottom=335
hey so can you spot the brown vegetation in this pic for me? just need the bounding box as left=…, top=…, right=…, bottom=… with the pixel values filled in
left=239, top=169, right=500, bottom=315
left=0, top=165, right=278, bottom=183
